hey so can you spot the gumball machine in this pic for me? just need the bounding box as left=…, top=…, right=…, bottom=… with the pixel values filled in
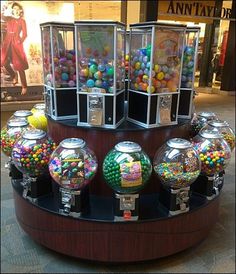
left=49, top=138, right=98, bottom=217
left=153, top=138, right=201, bottom=216
left=199, top=120, right=235, bottom=191
left=127, top=22, right=186, bottom=128
left=1, top=118, right=32, bottom=181
left=191, top=129, right=231, bottom=200
left=40, top=22, right=77, bottom=120
left=190, top=111, right=217, bottom=138
left=203, top=120, right=235, bottom=152
left=75, top=21, right=126, bottom=128
left=28, top=103, right=48, bottom=132
left=103, top=141, right=152, bottom=221
left=11, top=129, right=56, bottom=201
left=178, top=27, right=200, bottom=119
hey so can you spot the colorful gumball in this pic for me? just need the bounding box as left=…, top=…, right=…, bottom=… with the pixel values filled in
left=86, top=79, right=95, bottom=88
left=157, top=71, right=164, bottom=80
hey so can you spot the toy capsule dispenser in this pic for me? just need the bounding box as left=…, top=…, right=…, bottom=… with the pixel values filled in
left=75, top=21, right=126, bottom=128
left=178, top=26, right=200, bottom=119
left=40, top=22, right=77, bottom=120
left=127, top=22, right=186, bottom=128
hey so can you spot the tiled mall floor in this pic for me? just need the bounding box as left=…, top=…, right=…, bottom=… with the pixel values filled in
left=1, top=93, right=235, bottom=273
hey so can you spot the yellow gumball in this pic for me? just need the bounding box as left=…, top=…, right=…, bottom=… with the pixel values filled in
left=125, top=54, right=129, bottom=61
left=157, top=72, right=164, bottom=80
left=147, top=85, right=155, bottom=93
left=135, top=62, right=141, bottom=70
left=154, top=64, right=160, bottom=73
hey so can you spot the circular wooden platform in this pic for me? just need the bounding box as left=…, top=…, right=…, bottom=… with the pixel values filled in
left=13, top=187, right=219, bottom=263
left=12, top=118, right=220, bottom=262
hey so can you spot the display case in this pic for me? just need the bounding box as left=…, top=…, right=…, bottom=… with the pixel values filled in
left=127, top=22, right=186, bottom=128
left=178, top=26, right=200, bottom=119
left=40, top=22, right=77, bottom=120
left=75, top=21, right=126, bottom=128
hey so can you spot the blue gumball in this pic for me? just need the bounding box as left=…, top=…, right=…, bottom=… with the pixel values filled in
left=144, top=68, right=149, bottom=75
left=187, top=61, right=194, bottom=69
left=139, top=56, right=143, bottom=63
left=61, top=72, right=69, bottom=81
left=141, top=62, right=146, bottom=70
left=102, top=81, right=109, bottom=90
left=185, top=46, right=194, bottom=56
left=140, top=48, right=147, bottom=55
left=98, top=64, right=106, bottom=72
left=143, top=55, right=148, bottom=63
left=138, top=69, right=144, bottom=76
left=146, top=62, right=151, bottom=69
left=86, top=79, right=95, bottom=88
left=135, top=49, right=141, bottom=56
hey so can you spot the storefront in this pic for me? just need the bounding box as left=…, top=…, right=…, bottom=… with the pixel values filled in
left=1, top=0, right=235, bottom=104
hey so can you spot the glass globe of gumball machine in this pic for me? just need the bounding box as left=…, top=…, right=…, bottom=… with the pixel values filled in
left=190, top=111, right=217, bottom=138
left=28, top=103, right=48, bottom=132
left=49, top=138, right=98, bottom=217
left=12, top=110, right=33, bottom=120
left=11, top=129, right=56, bottom=202
left=199, top=120, right=235, bottom=192
left=0, top=118, right=32, bottom=181
left=103, top=141, right=152, bottom=221
left=191, top=129, right=231, bottom=200
left=153, top=138, right=201, bottom=216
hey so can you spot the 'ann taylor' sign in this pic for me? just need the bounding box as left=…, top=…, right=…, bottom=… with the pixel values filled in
left=167, top=1, right=232, bottom=19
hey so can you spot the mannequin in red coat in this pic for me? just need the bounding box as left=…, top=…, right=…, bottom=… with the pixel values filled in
left=1, top=2, right=28, bottom=95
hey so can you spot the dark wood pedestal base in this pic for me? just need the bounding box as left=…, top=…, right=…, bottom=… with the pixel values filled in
left=13, top=186, right=219, bottom=263
left=11, top=118, right=220, bottom=262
